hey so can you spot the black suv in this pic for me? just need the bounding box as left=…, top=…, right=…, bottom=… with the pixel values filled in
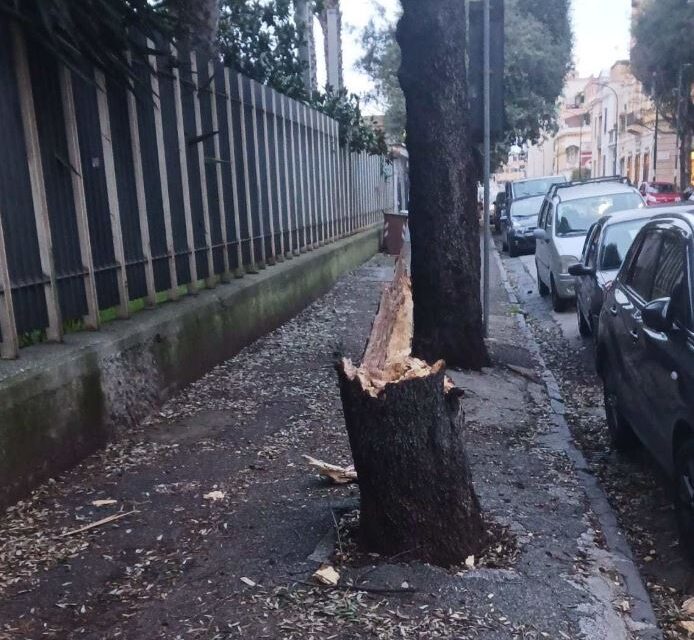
left=596, top=208, right=694, bottom=557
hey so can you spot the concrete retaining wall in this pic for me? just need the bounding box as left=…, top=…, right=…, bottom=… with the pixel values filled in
left=0, top=227, right=381, bottom=508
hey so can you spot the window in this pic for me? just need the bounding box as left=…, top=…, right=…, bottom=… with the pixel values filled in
left=626, top=231, right=661, bottom=300
left=652, top=233, right=685, bottom=300
left=583, top=225, right=601, bottom=268
left=554, top=192, right=644, bottom=237
left=599, top=219, right=650, bottom=271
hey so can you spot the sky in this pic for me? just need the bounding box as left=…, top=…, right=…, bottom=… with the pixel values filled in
left=316, top=0, right=632, bottom=106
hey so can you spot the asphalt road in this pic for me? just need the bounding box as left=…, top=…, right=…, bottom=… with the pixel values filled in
left=495, top=238, right=694, bottom=638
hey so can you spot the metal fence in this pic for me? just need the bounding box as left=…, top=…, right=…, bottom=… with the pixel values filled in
left=0, top=19, right=393, bottom=359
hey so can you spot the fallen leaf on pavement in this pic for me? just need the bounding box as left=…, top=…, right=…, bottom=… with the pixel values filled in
left=240, top=577, right=257, bottom=587
left=203, top=490, right=226, bottom=501
left=465, top=555, right=475, bottom=569
left=91, top=499, right=117, bottom=507
left=680, top=621, right=694, bottom=634
left=312, top=564, right=340, bottom=586
left=683, top=598, right=694, bottom=617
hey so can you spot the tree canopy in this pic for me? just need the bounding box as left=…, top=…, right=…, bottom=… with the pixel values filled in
left=358, top=0, right=572, bottom=155
left=631, top=0, right=694, bottom=186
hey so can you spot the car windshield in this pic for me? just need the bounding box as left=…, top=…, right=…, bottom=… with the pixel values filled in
left=649, top=183, right=675, bottom=194
left=554, top=192, right=644, bottom=237
left=599, top=219, right=650, bottom=271
left=510, top=198, right=541, bottom=219
left=514, top=177, right=565, bottom=199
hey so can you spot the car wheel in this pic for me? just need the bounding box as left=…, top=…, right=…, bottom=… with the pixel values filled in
left=508, top=242, right=519, bottom=258
left=674, top=438, right=694, bottom=564
left=537, top=263, right=549, bottom=297
left=577, top=304, right=592, bottom=337
left=603, top=367, right=638, bottom=451
left=550, top=275, right=568, bottom=312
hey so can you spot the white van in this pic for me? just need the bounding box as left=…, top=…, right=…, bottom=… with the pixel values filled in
left=534, top=179, right=645, bottom=311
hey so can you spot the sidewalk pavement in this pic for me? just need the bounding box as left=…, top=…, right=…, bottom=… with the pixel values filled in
left=0, top=248, right=659, bottom=639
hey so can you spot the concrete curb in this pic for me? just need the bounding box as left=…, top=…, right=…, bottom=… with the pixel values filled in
left=492, top=248, right=662, bottom=640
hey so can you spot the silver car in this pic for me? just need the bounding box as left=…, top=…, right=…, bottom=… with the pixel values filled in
left=534, top=179, right=645, bottom=312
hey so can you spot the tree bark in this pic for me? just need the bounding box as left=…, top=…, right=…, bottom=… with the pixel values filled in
left=337, top=254, right=486, bottom=567
left=396, top=0, right=489, bottom=370
left=171, top=0, right=220, bottom=53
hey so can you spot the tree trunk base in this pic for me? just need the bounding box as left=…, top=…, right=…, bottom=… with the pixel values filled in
left=337, top=252, right=486, bottom=567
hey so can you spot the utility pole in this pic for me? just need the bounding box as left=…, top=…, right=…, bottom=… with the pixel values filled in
left=482, top=0, right=491, bottom=337
left=653, top=103, right=659, bottom=182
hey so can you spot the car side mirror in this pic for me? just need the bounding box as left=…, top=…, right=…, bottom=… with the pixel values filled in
left=533, top=228, right=547, bottom=241
left=642, top=297, right=673, bottom=332
left=568, top=263, right=595, bottom=277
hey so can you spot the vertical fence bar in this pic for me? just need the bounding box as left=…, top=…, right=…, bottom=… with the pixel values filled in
left=59, top=65, right=101, bottom=327
left=292, top=100, right=305, bottom=253
left=260, top=85, right=277, bottom=264
left=280, top=94, right=294, bottom=258
left=149, top=45, right=180, bottom=299
left=302, top=105, right=314, bottom=249
left=320, top=114, right=332, bottom=242
left=209, top=61, right=231, bottom=280
left=316, top=113, right=326, bottom=244
left=12, top=25, right=62, bottom=342
left=191, top=52, right=216, bottom=285
left=249, top=81, right=267, bottom=268
left=223, top=68, right=244, bottom=277
left=310, top=109, right=321, bottom=247
left=95, top=69, right=130, bottom=317
left=335, top=122, right=343, bottom=238
left=0, top=210, right=18, bottom=358
left=237, top=75, right=257, bottom=271
left=271, top=90, right=286, bottom=260
left=328, top=119, right=340, bottom=240
left=123, top=53, right=157, bottom=308
left=171, top=46, right=199, bottom=292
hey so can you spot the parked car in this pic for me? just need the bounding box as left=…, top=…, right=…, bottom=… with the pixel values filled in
left=534, top=178, right=645, bottom=312
left=595, top=207, right=694, bottom=558
left=493, top=191, right=507, bottom=233
left=568, top=208, right=657, bottom=338
left=639, top=181, right=681, bottom=206
left=500, top=195, right=543, bottom=257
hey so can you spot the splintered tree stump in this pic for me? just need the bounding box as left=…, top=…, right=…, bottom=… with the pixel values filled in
left=336, top=251, right=486, bottom=567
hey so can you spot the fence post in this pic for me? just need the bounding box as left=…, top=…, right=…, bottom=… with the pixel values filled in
left=0, top=209, right=18, bottom=359
left=249, top=82, right=268, bottom=268
left=209, top=61, right=231, bottom=281
left=59, top=65, right=101, bottom=327
left=297, top=103, right=309, bottom=252
left=222, top=68, right=244, bottom=277
left=171, top=45, right=199, bottom=292
left=148, top=45, right=180, bottom=300
left=320, top=114, right=330, bottom=242
left=12, top=25, right=62, bottom=343
left=237, top=75, right=258, bottom=272
left=95, top=69, right=131, bottom=318
left=191, top=52, right=216, bottom=285
left=309, top=108, right=320, bottom=248
left=260, top=85, right=277, bottom=264
left=280, top=95, right=294, bottom=258
left=272, top=89, right=287, bottom=260
left=124, top=76, right=157, bottom=308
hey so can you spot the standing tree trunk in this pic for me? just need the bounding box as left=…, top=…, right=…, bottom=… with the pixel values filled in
left=396, top=0, right=489, bottom=370
left=171, top=0, right=220, bottom=53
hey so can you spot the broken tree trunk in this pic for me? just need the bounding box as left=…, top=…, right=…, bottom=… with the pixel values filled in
left=336, top=251, right=486, bottom=567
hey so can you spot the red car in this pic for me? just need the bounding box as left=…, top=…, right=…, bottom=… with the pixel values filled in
left=639, top=181, right=682, bottom=206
